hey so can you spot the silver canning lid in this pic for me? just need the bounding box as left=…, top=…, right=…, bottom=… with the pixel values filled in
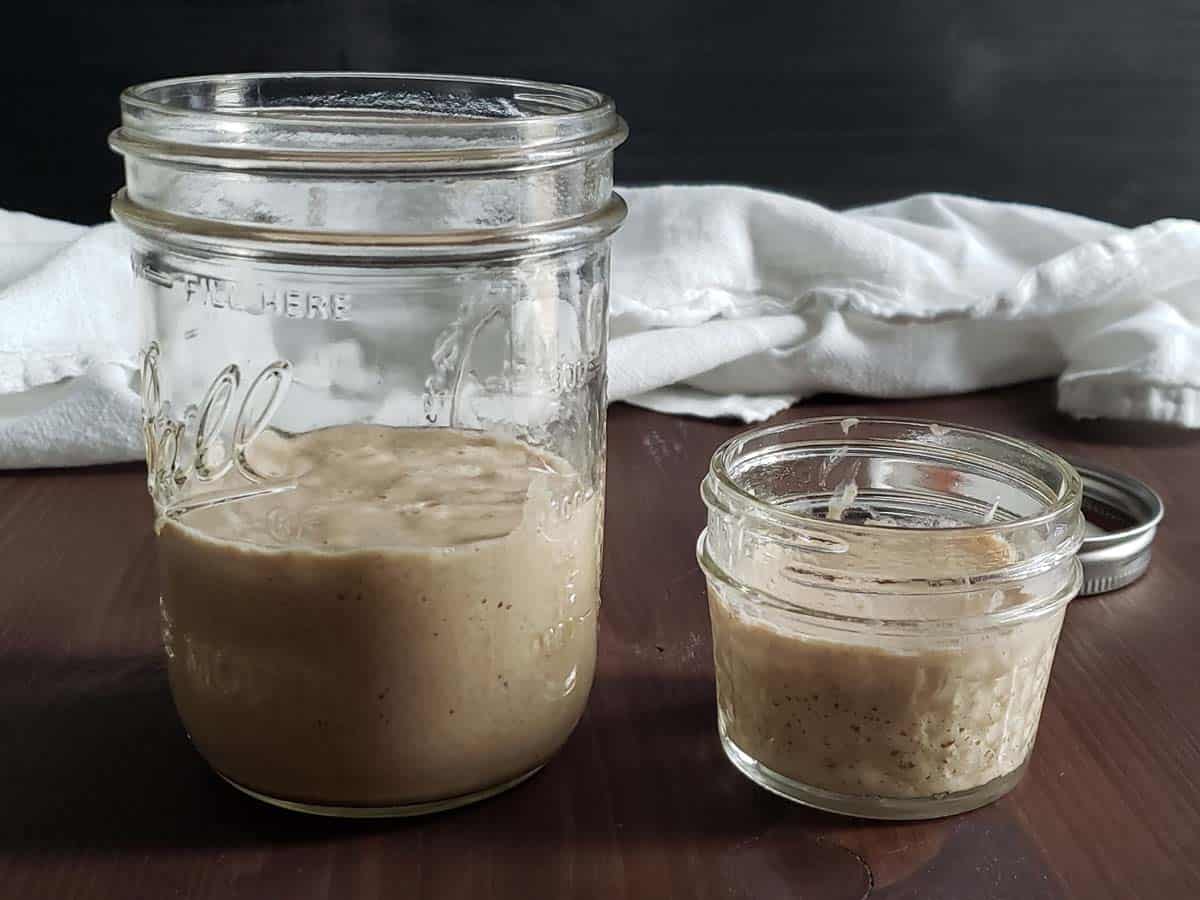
left=1070, top=460, right=1164, bottom=596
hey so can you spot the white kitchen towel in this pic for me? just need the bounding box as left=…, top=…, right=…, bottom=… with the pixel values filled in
left=0, top=214, right=142, bottom=467
left=609, top=187, right=1200, bottom=425
left=3, top=187, right=1199, bottom=468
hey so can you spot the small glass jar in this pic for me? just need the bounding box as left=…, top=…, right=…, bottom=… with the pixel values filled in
left=698, top=417, right=1084, bottom=819
left=110, top=73, right=626, bottom=816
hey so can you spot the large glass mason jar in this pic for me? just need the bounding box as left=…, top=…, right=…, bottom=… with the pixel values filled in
left=110, top=73, right=627, bottom=816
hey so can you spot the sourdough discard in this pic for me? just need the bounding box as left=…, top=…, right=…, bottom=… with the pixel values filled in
left=158, top=425, right=600, bottom=807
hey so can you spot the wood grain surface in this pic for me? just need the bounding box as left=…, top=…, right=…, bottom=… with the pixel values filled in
left=2, top=381, right=1198, bottom=899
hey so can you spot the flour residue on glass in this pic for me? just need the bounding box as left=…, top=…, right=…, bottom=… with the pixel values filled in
left=982, top=497, right=1001, bottom=524
left=826, top=479, right=859, bottom=522
left=156, top=424, right=601, bottom=807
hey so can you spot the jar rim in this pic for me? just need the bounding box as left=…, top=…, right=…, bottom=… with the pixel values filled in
left=121, top=71, right=612, bottom=126
left=705, top=415, right=1083, bottom=539
left=110, top=72, right=627, bottom=172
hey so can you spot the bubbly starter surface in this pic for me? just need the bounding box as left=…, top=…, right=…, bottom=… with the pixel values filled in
left=711, top=532, right=1065, bottom=800
left=158, top=426, right=600, bottom=807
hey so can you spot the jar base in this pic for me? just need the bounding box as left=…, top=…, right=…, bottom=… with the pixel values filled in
left=720, top=731, right=1029, bottom=821
left=217, top=767, right=544, bottom=818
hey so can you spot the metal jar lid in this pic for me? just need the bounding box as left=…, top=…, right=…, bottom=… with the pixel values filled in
left=1070, top=460, right=1164, bottom=596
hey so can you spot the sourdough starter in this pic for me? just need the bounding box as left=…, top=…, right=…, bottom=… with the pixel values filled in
left=711, top=531, right=1065, bottom=800
left=157, top=425, right=599, bottom=807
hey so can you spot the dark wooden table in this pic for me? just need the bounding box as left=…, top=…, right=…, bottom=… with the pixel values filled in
left=3, top=381, right=1198, bottom=899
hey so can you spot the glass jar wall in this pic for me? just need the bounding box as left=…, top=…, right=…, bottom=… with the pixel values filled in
left=698, top=417, right=1084, bottom=819
left=111, top=73, right=627, bottom=816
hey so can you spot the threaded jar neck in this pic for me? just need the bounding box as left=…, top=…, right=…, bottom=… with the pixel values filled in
left=699, top=417, right=1086, bottom=633
left=110, top=72, right=628, bottom=263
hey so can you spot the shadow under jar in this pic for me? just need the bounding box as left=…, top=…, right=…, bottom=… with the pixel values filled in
left=109, top=73, right=627, bottom=817
left=698, top=417, right=1085, bottom=819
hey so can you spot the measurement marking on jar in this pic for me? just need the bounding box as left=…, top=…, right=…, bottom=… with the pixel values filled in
left=259, top=287, right=352, bottom=321
left=132, top=260, right=353, bottom=322
left=182, top=274, right=238, bottom=309
left=553, top=358, right=602, bottom=393
left=131, top=259, right=174, bottom=288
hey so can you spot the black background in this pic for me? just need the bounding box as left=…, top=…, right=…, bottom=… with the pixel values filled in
left=7, top=0, right=1200, bottom=225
